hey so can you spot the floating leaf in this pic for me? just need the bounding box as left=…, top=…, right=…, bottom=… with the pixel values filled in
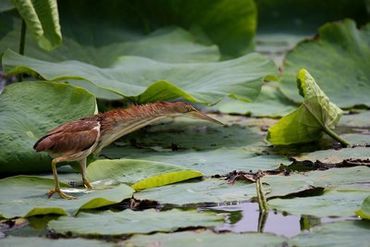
left=125, top=230, right=287, bottom=247
left=102, top=146, right=288, bottom=177
left=267, top=167, right=370, bottom=217
left=355, top=196, right=370, bottom=220
left=0, top=236, right=112, bottom=247
left=269, top=190, right=369, bottom=217
left=86, top=159, right=202, bottom=191
left=12, top=0, right=62, bottom=50
left=2, top=49, right=275, bottom=104
left=294, top=147, right=370, bottom=164
left=100, top=118, right=289, bottom=176
left=0, top=176, right=134, bottom=218
left=267, top=69, right=347, bottom=146
left=280, top=19, right=370, bottom=108
left=291, top=221, right=370, bottom=247
left=339, top=111, right=370, bottom=128
left=134, top=179, right=258, bottom=206
left=48, top=209, right=223, bottom=236
left=0, top=81, right=96, bottom=174
left=265, top=167, right=370, bottom=197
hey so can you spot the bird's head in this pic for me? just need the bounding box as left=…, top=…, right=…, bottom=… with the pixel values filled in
left=167, top=102, right=224, bottom=125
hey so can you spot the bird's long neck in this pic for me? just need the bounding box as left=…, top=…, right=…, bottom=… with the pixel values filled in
left=94, top=103, right=177, bottom=153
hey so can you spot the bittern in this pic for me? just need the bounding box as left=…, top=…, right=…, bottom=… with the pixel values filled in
left=34, top=102, right=222, bottom=199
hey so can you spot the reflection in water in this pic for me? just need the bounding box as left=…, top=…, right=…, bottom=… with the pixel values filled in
left=211, top=202, right=357, bottom=238
left=211, top=202, right=303, bottom=237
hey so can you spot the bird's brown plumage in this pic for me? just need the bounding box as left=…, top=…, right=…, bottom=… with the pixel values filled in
left=33, top=117, right=100, bottom=155
left=33, top=102, right=222, bottom=199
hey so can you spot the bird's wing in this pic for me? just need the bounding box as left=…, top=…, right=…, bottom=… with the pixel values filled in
left=34, top=119, right=100, bottom=153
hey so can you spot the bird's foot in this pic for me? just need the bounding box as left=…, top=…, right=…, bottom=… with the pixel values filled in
left=48, top=188, right=76, bottom=200
left=83, top=179, right=93, bottom=190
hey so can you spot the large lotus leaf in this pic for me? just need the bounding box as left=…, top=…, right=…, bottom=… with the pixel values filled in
left=0, top=0, right=256, bottom=59
left=255, top=0, right=368, bottom=67
left=48, top=209, right=223, bottom=236
left=215, top=82, right=298, bottom=117
left=124, top=230, right=287, bottom=247
left=102, top=147, right=288, bottom=177
left=2, top=49, right=275, bottom=104
left=341, top=133, right=370, bottom=146
left=111, top=119, right=265, bottom=151
left=291, top=220, right=370, bottom=247
left=99, top=119, right=289, bottom=176
left=0, top=16, right=220, bottom=66
left=280, top=19, right=370, bottom=108
left=0, top=176, right=134, bottom=219
left=356, top=196, right=370, bottom=220
left=0, top=81, right=96, bottom=174
left=265, top=167, right=370, bottom=196
left=267, top=69, right=343, bottom=145
left=294, top=147, right=370, bottom=164
left=86, top=159, right=202, bottom=191
left=269, top=190, right=368, bottom=217
left=339, top=111, right=370, bottom=128
left=134, top=179, right=258, bottom=206
left=0, top=236, right=113, bottom=247
left=12, top=0, right=62, bottom=50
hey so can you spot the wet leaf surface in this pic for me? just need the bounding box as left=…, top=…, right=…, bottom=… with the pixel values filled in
left=134, top=179, right=257, bottom=206
left=86, top=159, right=202, bottom=191
left=291, top=220, right=370, bottom=247
left=123, top=230, right=288, bottom=247
left=294, top=147, right=370, bottom=164
left=48, top=209, right=223, bottom=236
left=0, top=236, right=113, bottom=246
left=0, top=176, right=134, bottom=218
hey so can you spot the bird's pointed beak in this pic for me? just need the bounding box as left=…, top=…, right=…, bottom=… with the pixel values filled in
left=189, top=111, right=224, bottom=125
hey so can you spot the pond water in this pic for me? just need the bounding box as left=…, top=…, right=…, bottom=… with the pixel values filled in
left=209, top=202, right=357, bottom=238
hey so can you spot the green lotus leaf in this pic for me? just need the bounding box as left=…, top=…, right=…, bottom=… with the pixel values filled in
left=215, top=82, right=298, bottom=117
left=86, top=159, right=202, bottom=191
left=100, top=119, right=289, bottom=176
left=280, top=19, right=370, bottom=108
left=294, top=147, right=370, bottom=164
left=125, top=230, right=287, bottom=247
left=1, top=0, right=256, bottom=59
left=102, top=146, right=288, bottom=177
left=339, top=110, right=370, bottom=128
left=2, top=49, right=275, bottom=104
left=48, top=209, right=223, bottom=236
left=0, top=176, right=134, bottom=219
left=12, top=0, right=62, bottom=50
left=0, top=81, right=96, bottom=174
left=266, top=167, right=370, bottom=217
left=269, top=190, right=368, bottom=218
left=134, top=179, right=258, bottom=206
left=265, top=166, right=370, bottom=197
left=0, top=236, right=113, bottom=247
left=355, top=196, right=370, bottom=220
left=291, top=220, right=370, bottom=247
left=267, top=68, right=345, bottom=145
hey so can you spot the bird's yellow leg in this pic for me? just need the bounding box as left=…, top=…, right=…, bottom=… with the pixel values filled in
left=48, top=159, right=76, bottom=200
left=80, top=158, right=92, bottom=189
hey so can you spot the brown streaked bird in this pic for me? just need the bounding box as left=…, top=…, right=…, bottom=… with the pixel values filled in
left=34, top=102, right=223, bottom=199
